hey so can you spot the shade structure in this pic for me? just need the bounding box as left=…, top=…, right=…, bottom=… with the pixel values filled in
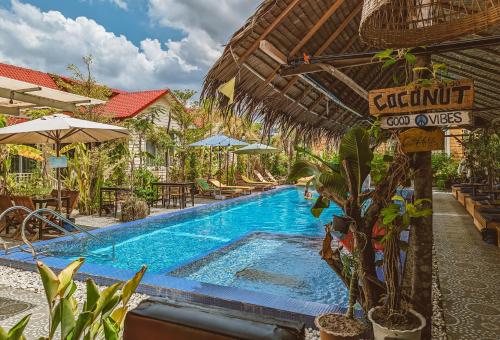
left=189, top=134, right=247, bottom=180
left=189, top=134, right=248, bottom=147
left=233, top=143, right=278, bottom=155
left=0, top=113, right=129, bottom=210
left=0, top=76, right=106, bottom=115
left=0, top=114, right=129, bottom=144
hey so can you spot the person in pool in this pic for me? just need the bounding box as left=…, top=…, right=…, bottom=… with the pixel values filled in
left=304, top=189, right=313, bottom=200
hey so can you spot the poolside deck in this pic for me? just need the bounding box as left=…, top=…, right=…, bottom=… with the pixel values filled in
left=433, top=191, right=500, bottom=339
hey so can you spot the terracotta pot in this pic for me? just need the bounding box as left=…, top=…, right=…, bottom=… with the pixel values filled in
left=314, top=313, right=366, bottom=340
left=368, top=307, right=426, bottom=340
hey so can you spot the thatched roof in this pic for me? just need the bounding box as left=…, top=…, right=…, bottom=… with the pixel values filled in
left=202, top=0, right=500, bottom=138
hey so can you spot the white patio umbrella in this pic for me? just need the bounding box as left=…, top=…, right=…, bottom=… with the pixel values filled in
left=0, top=113, right=129, bottom=210
left=233, top=143, right=278, bottom=155
left=189, top=134, right=247, bottom=179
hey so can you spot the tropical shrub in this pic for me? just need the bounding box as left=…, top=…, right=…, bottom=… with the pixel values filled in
left=289, top=126, right=411, bottom=314
left=132, top=168, right=158, bottom=205
left=120, top=196, right=149, bottom=222
left=375, top=197, right=432, bottom=328
left=0, top=258, right=146, bottom=340
left=431, top=152, right=459, bottom=189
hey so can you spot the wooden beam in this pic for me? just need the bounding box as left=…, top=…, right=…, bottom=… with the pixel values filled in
left=237, top=0, right=302, bottom=66
left=259, top=39, right=363, bottom=117
left=257, top=1, right=347, bottom=89
left=314, top=1, right=363, bottom=56
left=288, top=0, right=345, bottom=57
left=284, top=86, right=313, bottom=111
left=318, top=64, right=368, bottom=100
left=289, top=34, right=500, bottom=65
left=259, top=40, right=287, bottom=64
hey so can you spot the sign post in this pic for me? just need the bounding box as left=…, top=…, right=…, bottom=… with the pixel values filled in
left=380, top=110, right=471, bottom=129
left=368, top=79, right=474, bottom=116
left=399, top=128, right=445, bottom=153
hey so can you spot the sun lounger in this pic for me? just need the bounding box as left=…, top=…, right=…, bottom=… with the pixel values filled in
left=195, top=178, right=217, bottom=197
left=264, top=169, right=285, bottom=184
left=197, top=178, right=242, bottom=197
left=239, top=175, right=273, bottom=190
left=124, top=298, right=305, bottom=340
left=208, top=179, right=252, bottom=195
left=253, top=170, right=278, bottom=186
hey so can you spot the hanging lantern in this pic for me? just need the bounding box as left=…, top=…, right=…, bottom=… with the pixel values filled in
left=359, top=0, right=500, bottom=48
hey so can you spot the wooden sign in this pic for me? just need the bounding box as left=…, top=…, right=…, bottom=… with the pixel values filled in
left=381, top=110, right=471, bottom=129
left=399, top=128, right=444, bottom=153
left=369, top=79, right=474, bottom=115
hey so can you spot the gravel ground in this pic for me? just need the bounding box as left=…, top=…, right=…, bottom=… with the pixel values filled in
left=0, top=264, right=147, bottom=310
left=431, top=244, right=448, bottom=340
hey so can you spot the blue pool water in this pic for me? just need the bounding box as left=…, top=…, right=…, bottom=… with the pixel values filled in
left=48, top=187, right=347, bottom=305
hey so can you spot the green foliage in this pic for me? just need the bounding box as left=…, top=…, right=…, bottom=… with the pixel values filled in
left=0, top=259, right=146, bottom=340
left=431, top=152, right=459, bottom=189
left=371, top=153, right=393, bottom=185
left=132, top=168, right=158, bottom=203
left=8, top=166, right=52, bottom=197
left=290, top=126, right=373, bottom=217
left=0, top=314, right=31, bottom=340
left=462, top=129, right=499, bottom=185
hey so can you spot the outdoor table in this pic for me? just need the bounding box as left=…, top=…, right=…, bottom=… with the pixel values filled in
left=152, top=182, right=195, bottom=209
left=32, top=196, right=70, bottom=219
left=99, top=187, right=131, bottom=217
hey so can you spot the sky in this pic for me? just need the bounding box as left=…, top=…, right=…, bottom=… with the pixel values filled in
left=0, top=0, right=259, bottom=92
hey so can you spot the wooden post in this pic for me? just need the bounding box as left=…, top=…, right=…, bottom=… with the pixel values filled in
left=408, top=54, right=433, bottom=339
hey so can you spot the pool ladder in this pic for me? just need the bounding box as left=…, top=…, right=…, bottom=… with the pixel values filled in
left=0, top=206, right=115, bottom=261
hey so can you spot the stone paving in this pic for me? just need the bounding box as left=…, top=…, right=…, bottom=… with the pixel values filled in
left=433, top=191, right=500, bottom=340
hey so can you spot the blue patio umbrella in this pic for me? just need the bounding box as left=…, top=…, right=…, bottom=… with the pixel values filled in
left=189, top=134, right=247, bottom=179
left=189, top=134, right=248, bottom=147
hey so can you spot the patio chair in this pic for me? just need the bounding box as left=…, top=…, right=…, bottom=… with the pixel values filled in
left=10, top=195, right=44, bottom=240
left=47, top=189, right=80, bottom=218
left=253, top=170, right=278, bottom=186
left=0, top=195, right=23, bottom=236
left=239, top=175, right=273, bottom=191
left=208, top=179, right=251, bottom=196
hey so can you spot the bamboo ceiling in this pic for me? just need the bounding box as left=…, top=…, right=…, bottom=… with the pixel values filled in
left=202, top=0, right=500, bottom=139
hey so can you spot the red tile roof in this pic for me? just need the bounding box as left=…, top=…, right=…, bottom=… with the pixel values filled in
left=100, top=89, right=170, bottom=119
left=0, top=62, right=59, bottom=89
left=0, top=62, right=173, bottom=119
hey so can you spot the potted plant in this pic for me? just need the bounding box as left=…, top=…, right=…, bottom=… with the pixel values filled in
left=368, top=196, right=431, bottom=339
left=290, top=127, right=375, bottom=339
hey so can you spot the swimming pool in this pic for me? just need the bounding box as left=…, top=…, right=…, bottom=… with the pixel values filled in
left=2, top=186, right=353, bottom=317
left=50, top=187, right=341, bottom=271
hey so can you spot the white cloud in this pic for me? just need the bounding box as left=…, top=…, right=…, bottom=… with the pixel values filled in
left=0, top=0, right=259, bottom=92
left=148, top=0, right=258, bottom=68
left=0, top=0, right=203, bottom=91
left=109, top=0, right=128, bottom=10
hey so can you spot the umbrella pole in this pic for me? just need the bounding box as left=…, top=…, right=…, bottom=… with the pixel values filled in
left=56, top=141, right=62, bottom=213
left=208, top=146, right=212, bottom=179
